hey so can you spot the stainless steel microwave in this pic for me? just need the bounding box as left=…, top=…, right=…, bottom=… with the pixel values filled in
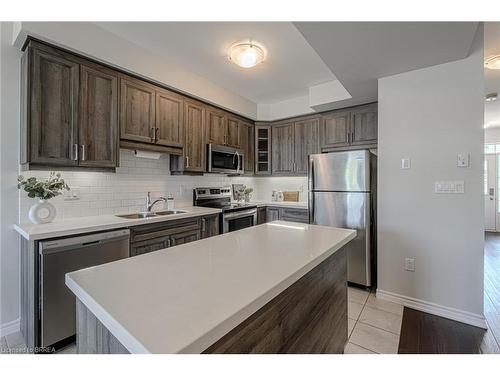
left=207, top=144, right=244, bottom=174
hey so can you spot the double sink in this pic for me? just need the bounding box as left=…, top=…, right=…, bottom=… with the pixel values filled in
left=116, top=209, right=187, bottom=219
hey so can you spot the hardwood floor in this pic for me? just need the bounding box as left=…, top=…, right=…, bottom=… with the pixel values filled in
left=398, top=232, right=500, bottom=354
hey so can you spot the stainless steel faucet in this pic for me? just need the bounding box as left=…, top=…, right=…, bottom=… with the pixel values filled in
left=145, top=192, right=167, bottom=212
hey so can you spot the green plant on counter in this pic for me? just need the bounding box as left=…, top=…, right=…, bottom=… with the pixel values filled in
left=244, top=187, right=253, bottom=195
left=17, top=172, right=70, bottom=200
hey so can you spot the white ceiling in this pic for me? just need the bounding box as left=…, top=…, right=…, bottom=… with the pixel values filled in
left=95, top=22, right=337, bottom=104
left=485, top=22, right=500, bottom=128
left=294, top=22, right=479, bottom=110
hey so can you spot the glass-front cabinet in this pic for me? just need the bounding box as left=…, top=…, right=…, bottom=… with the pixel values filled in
left=255, top=124, right=271, bottom=175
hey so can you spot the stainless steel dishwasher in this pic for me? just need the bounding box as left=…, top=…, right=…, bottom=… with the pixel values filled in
left=39, top=229, right=130, bottom=348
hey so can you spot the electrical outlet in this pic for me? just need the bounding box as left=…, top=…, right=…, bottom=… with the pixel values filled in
left=405, top=257, right=415, bottom=272
left=64, top=187, right=80, bottom=201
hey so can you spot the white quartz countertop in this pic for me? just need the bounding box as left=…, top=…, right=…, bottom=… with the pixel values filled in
left=13, top=206, right=221, bottom=241
left=253, top=200, right=308, bottom=209
left=65, top=221, right=356, bottom=354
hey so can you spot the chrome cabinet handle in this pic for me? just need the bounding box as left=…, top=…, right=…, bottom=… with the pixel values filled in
left=185, top=156, right=190, bottom=168
left=155, top=127, right=159, bottom=142
left=73, top=143, right=79, bottom=161
left=149, top=127, right=155, bottom=142
left=202, top=218, right=206, bottom=233
left=81, top=144, right=86, bottom=161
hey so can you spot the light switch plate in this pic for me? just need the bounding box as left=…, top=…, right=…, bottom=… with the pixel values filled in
left=401, top=158, right=411, bottom=169
left=457, top=153, right=470, bottom=168
left=405, top=258, right=415, bottom=272
left=434, top=181, right=465, bottom=194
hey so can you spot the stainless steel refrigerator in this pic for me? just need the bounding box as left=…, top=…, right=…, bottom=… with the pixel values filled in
left=308, top=150, right=376, bottom=287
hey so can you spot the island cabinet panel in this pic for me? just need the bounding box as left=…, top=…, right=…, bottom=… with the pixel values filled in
left=183, top=100, right=206, bottom=172
left=319, top=110, right=350, bottom=150
left=79, top=64, right=119, bottom=168
left=239, top=121, right=254, bottom=174
left=350, top=103, right=378, bottom=146
left=201, top=215, right=219, bottom=238
left=293, top=118, right=319, bottom=175
left=119, top=77, right=156, bottom=144
left=271, top=122, right=294, bottom=175
left=28, top=44, right=80, bottom=166
left=155, top=88, right=184, bottom=148
left=204, top=247, right=347, bottom=354
left=206, top=107, right=226, bottom=145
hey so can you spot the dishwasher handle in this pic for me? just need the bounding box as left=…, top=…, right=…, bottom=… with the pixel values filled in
left=39, top=229, right=130, bottom=255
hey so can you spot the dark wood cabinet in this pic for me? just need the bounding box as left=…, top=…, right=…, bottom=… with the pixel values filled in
left=130, top=237, right=170, bottom=257
left=294, top=118, right=319, bottom=175
left=170, top=229, right=200, bottom=246
left=226, top=116, right=240, bottom=148
left=320, top=104, right=377, bottom=151
left=239, top=121, right=254, bottom=174
left=255, top=124, right=271, bottom=175
left=272, top=122, right=294, bottom=175
left=26, top=44, right=80, bottom=166
left=257, top=207, right=267, bottom=225
left=320, top=110, right=350, bottom=149
left=350, top=103, right=378, bottom=146
left=265, top=206, right=309, bottom=223
left=79, top=64, right=119, bottom=168
left=206, top=107, right=226, bottom=145
left=266, top=207, right=280, bottom=222
left=119, top=77, right=156, bottom=144
left=201, top=215, right=219, bottom=238
left=155, top=88, right=184, bottom=148
left=183, top=100, right=206, bottom=172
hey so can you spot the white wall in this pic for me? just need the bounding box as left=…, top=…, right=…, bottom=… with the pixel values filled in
left=377, top=26, right=485, bottom=326
left=485, top=127, right=500, bottom=143
left=0, top=22, right=21, bottom=336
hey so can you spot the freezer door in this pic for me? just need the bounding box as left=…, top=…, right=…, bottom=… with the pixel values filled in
left=309, top=191, right=371, bottom=286
left=308, top=150, right=370, bottom=192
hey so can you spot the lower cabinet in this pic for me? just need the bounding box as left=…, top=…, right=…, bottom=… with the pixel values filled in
left=265, top=206, right=309, bottom=224
left=257, top=207, right=267, bottom=225
left=130, top=215, right=220, bottom=257
left=201, top=214, right=220, bottom=238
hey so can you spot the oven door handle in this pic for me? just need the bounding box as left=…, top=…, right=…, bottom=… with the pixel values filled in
left=223, top=208, right=257, bottom=220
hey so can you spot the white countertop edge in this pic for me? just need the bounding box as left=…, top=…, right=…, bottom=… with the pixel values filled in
left=65, top=274, right=150, bottom=354
left=66, top=225, right=356, bottom=354
left=14, top=207, right=222, bottom=241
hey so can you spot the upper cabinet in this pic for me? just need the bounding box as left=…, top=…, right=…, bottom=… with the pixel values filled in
left=293, top=118, right=319, bottom=174
left=226, top=116, right=241, bottom=148
left=254, top=124, right=272, bottom=175
left=239, top=121, right=254, bottom=174
left=155, top=88, right=184, bottom=148
left=272, top=122, right=294, bottom=175
left=320, top=103, right=377, bottom=151
left=21, top=41, right=119, bottom=169
left=79, top=64, right=119, bottom=168
left=182, top=100, right=206, bottom=172
left=205, top=108, right=242, bottom=148
left=119, top=77, right=156, bottom=144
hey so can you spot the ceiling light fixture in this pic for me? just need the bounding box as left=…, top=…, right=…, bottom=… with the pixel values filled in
left=228, top=40, right=266, bottom=69
left=485, top=55, right=500, bottom=70
left=486, top=93, right=498, bottom=102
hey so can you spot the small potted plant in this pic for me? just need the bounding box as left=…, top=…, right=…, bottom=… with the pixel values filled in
left=244, top=187, right=253, bottom=203
left=17, top=172, right=70, bottom=224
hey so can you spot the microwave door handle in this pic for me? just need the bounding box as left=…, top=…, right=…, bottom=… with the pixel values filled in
left=236, top=151, right=240, bottom=174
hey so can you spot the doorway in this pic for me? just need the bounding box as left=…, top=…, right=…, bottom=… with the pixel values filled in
left=484, top=144, right=499, bottom=232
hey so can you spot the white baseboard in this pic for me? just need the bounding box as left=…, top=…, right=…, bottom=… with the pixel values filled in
left=0, top=318, right=20, bottom=338
left=376, top=289, right=487, bottom=329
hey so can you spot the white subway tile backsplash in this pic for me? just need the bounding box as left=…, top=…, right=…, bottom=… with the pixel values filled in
left=18, top=149, right=308, bottom=223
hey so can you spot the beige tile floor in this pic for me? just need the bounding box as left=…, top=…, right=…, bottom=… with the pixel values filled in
left=345, top=286, right=404, bottom=354
left=2, top=286, right=403, bottom=355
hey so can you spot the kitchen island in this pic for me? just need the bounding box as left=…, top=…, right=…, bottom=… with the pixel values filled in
left=66, top=221, right=356, bottom=354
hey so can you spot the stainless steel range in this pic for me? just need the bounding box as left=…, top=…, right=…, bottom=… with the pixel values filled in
left=193, top=187, right=257, bottom=233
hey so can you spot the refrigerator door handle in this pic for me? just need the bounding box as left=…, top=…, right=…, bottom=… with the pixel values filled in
left=308, top=156, right=315, bottom=224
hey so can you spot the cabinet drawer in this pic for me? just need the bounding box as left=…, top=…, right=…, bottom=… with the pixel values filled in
left=130, top=218, right=200, bottom=243
left=281, top=208, right=309, bottom=223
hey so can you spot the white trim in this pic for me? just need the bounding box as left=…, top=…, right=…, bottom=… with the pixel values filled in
left=0, top=318, right=20, bottom=338
left=376, top=289, right=487, bottom=329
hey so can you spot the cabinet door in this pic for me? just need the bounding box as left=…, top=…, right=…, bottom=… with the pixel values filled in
left=294, top=118, right=319, bottom=175
left=281, top=208, right=309, bottom=223
left=155, top=88, right=184, bottom=148
left=184, top=100, right=206, bottom=172
left=239, top=121, right=254, bottom=174
left=226, top=117, right=240, bottom=148
left=272, top=123, right=294, bottom=175
left=79, top=64, right=119, bottom=168
left=30, top=46, right=79, bottom=166
left=257, top=207, right=267, bottom=225
left=350, top=104, right=378, bottom=145
left=319, top=111, right=350, bottom=149
left=130, top=237, right=169, bottom=257
left=170, top=229, right=201, bottom=246
left=206, top=108, right=226, bottom=145
left=201, top=215, right=219, bottom=238
left=120, top=77, right=156, bottom=143
left=266, top=207, right=280, bottom=222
